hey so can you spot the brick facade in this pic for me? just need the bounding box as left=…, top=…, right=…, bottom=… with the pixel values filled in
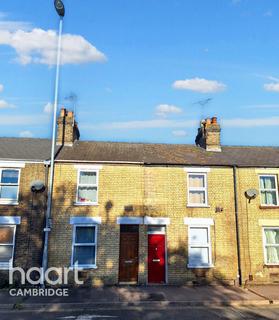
left=0, top=162, right=47, bottom=286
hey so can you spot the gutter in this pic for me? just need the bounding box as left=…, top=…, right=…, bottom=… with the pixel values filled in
left=233, top=165, right=243, bottom=286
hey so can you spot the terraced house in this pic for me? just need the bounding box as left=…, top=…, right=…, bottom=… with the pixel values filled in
left=1, top=108, right=279, bottom=287
left=49, top=109, right=279, bottom=286
left=0, top=138, right=53, bottom=286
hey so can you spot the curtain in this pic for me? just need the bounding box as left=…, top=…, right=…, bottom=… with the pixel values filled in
left=189, top=175, right=205, bottom=188
left=265, top=229, right=279, bottom=264
left=189, top=191, right=205, bottom=204
left=261, top=191, right=277, bottom=205
left=260, top=176, right=276, bottom=189
left=78, top=186, right=97, bottom=202
left=79, top=171, right=96, bottom=185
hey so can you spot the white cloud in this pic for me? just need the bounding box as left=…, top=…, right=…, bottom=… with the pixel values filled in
left=0, top=99, right=15, bottom=109
left=264, top=83, right=279, bottom=92
left=0, top=84, right=3, bottom=92
left=83, top=119, right=197, bottom=130
left=0, top=12, right=32, bottom=31
left=19, top=130, right=33, bottom=138
left=173, top=77, right=226, bottom=93
left=155, top=104, right=182, bottom=117
left=0, top=115, right=48, bottom=126
left=0, top=28, right=106, bottom=65
left=222, top=117, right=279, bottom=127
left=44, top=102, right=53, bottom=114
left=172, top=130, right=187, bottom=137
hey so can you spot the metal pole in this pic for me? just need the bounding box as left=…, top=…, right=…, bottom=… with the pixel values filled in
left=42, top=17, right=63, bottom=277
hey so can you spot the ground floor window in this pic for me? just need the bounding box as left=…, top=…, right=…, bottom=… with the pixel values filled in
left=263, top=228, right=279, bottom=265
left=0, top=225, right=16, bottom=269
left=188, top=226, right=212, bottom=268
left=71, top=224, right=97, bottom=268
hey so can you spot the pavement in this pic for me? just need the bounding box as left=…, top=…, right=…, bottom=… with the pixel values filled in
left=0, top=284, right=278, bottom=311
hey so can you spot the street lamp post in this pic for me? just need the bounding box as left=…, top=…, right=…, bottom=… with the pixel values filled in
left=42, top=0, right=65, bottom=280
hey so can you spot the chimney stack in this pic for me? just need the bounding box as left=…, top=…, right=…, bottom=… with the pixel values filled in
left=56, top=107, right=80, bottom=146
left=195, top=116, right=221, bottom=152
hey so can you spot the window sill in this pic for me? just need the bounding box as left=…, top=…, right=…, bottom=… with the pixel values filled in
left=0, top=201, right=19, bottom=206
left=187, top=264, right=214, bottom=269
left=264, top=264, right=279, bottom=268
left=187, top=204, right=210, bottom=208
left=74, top=202, right=99, bottom=207
left=69, top=265, right=97, bottom=270
left=259, top=205, right=279, bottom=209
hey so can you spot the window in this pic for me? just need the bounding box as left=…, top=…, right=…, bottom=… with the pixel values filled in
left=0, top=225, right=16, bottom=269
left=71, top=225, right=97, bottom=268
left=76, top=170, right=98, bottom=204
left=188, top=173, right=208, bottom=206
left=0, top=169, right=20, bottom=204
left=263, top=228, right=279, bottom=265
left=188, top=226, right=212, bottom=268
left=259, top=175, right=278, bottom=206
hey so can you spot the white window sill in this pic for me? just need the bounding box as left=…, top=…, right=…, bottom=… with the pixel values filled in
left=69, top=265, right=97, bottom=270
left=187, top=204, right=210, bottom=208
left=0, top=200, right=19, bottom=206
left=264, top=263, right=279, bottom=266
left=187, top=264, right=214, bottom=269
left=74, top=202, right=99, bottom=206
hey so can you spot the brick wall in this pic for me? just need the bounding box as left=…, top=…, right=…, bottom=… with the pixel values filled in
left=0, top=163, right=47, bottom=287
left=49, top=164, right=239, bottom=286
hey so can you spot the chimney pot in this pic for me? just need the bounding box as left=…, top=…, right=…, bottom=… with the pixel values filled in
left=195, top=115, right=221, bottom=152
left=211, top=117, right=217, bottom=124
left=60, top=108, right=66, bottom=117
left=206, top=118, right=211, bottom=126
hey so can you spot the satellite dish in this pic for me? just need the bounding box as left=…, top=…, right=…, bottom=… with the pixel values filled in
left=245, top=189, right=258, bottom=202
left=30, top=180, right=46, bottom=193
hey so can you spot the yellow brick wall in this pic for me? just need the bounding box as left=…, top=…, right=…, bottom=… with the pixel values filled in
left=0, top=163, right=47, bottom=287
left=49, top=164, right=239, bottom=285
left=237, top=168, right=279, bottom=284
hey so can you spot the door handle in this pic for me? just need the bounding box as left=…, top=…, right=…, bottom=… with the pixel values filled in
left=152, top=259, right=160, bottom=262
left=125, top=260, right=133, bottom=264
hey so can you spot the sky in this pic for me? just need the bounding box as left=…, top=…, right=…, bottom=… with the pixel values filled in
left=0, top=0, right=279, bottom=146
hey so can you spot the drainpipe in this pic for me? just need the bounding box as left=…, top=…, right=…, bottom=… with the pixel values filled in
left=233, top=165, right=242, bottom=286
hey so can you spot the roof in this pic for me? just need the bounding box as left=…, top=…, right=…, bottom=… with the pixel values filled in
left=56, top=140, right=279, bottom=167
left=0, top=138, right=54, bottom=161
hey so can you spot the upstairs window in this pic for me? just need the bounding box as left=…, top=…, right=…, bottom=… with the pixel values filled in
left=71, top=225, right=97, bottom=268
left=187, top=173, right=208, bottom=206
left=263, top=228, right=279, bottom=265
left=0, top=169, right=20, bottom=204
left=0, top=225, right=16, bottom=269
left=76, top=170, right=98, bottom=204
left=259, top=175, right=278, bottom=206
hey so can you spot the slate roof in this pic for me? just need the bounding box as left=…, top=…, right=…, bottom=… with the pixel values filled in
left=0, top=138, right=53, bottom=161
left=56, top=140, right=279, bottom=167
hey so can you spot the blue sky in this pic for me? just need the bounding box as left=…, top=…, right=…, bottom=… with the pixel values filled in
left=0, top=0, right=279, bottom=146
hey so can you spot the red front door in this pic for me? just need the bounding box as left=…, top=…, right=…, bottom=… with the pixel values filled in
left=148, top=234, right=166, bottom=283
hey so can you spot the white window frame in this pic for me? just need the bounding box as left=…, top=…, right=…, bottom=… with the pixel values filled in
left=71, top=224, right=98, bottom=269
left=75, top=169, right=99, bottom=205
left=0, top=168, right=20, bottom=205
left=187, top=172, right=208, bottom=207
left=0, top=225, right=16, bottom=270
left=259, top=175, right=279, bottom=206
left=187, top=225, right=213, bottom=268
left=262, top=227, right=279, bottom=266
